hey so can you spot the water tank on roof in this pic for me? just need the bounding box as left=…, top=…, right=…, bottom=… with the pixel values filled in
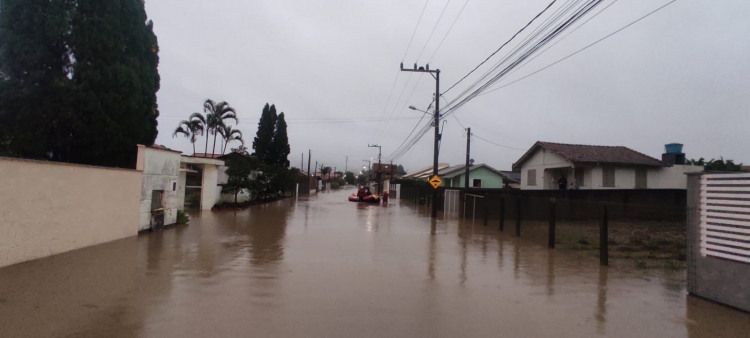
left=665, top=143, right=683, bottom=154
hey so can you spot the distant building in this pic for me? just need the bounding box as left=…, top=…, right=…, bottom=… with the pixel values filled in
left=438, top=163, right=519, bottom=189
left=513, top=142, right=703, bottom=190
left=402, top=163, right=451, bottom=181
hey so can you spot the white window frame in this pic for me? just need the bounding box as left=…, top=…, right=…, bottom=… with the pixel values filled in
left=527, top=169, right=537, bottom=186
left=602, top=167, right=616, bottom=188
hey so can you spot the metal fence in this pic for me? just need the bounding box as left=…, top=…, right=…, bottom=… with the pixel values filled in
left=400, top=186, right=689, bottom=282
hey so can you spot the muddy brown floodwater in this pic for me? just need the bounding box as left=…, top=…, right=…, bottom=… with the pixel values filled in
left=1, top=188, right=749, bottom=337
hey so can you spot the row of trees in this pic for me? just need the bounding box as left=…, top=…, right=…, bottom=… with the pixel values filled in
left=0, top=0, right=160, bottom=168
left=222, top=104, right=294, bottom=203
left=173, top=100, right=243, bottom=157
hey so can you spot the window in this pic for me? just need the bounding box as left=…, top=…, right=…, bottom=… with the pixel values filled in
left=472, top=179, right=482, bottom=188
left=172, top=182, right=177, bottom=191
left=574, top=168, right=585, bottom=187
left=151, top=190, right=164, bottom=211
left=602, top=167, right=615, bottom=187
left=635, top=169, right=647, bottom=189
left=527, top=169, right=537, bottom=186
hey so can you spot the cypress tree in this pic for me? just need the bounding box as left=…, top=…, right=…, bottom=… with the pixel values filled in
left=272, top=112, right=290, bottom=168
left=69, top=0, right=160, bottom=167
left=252, top=103, right=277, bottom=165
left=0, top=0, right=73, bottom=160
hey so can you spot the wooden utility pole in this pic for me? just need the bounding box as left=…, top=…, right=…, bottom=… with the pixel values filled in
left=464, top=127, right=471, bottom=189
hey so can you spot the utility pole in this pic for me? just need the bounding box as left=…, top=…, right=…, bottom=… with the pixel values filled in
left=362, top=159, right=372, bottom=188
left=465, top=128, right=471, bottom=189
left=401, top=62, right=440, bottom=218
left=301, top=153, right=304, bottom=169
left=307, top=150, right=312, bottom=193
left=345, top=156, right=348, bottom=174
left=369, top=144, right=382, bottom=194
left=314, top=160, right=318, bottom=192
left=334, top=167, right=337, bottom=181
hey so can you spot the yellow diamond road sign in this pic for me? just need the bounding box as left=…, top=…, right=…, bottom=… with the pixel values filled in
left=429, top=175, right=442, bottom=189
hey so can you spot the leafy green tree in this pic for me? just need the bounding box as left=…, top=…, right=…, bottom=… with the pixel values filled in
left=0, top=0, right=73, bottom=160
left=397, top=165, right=407, bottom=175
left=69, top=0, right=160, bottom=167
left=253, top=103, right=277, bottom=164
left=173, top=113, right=205, bottom=155
left=344, top=171, right=355, bottom=185
left=219, top=124, right=243, bottom=155
left=203, top=99, right=237, bottom=157
left=320, top=166, right=332, bottom=181
left=222, top=155, right=258, bottom=204
left=690, top=157, right=743, bottom=172
left=272, top=112, right=291, bottom=168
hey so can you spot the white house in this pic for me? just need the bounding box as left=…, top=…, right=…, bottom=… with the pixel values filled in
left=513, top=142, right=703, bottom=190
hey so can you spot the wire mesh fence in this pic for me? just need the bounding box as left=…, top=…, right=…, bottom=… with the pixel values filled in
left=399, top=186, right=690, bottom=283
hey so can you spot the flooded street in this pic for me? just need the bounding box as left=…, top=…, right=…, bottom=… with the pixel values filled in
left=1, top=188, right=749, bottom=338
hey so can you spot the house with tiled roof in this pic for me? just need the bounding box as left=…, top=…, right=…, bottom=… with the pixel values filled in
left=437, top=163, right=519, bottom=189
left=512, top=142, right=703, bottom=190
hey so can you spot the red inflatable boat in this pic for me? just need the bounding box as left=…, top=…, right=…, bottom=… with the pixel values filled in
left=348, top=193, right=381, bottom=203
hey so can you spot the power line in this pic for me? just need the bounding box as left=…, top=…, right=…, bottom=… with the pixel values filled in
left=479, top=0, right=677, bottom=97
left=440, top=0, right=605, bottom=118
left=415, top=0, right=454, bottom=62
left=427, top=0, right=471, bottom=63
left=472, top=134, right=526, bottom=151
left=374, top=70, right=401, bottom=137
left=402, top=0, right=431, bottom=62
left=441, top=0, right=559, bottom=95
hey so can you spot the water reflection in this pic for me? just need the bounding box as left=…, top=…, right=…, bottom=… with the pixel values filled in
left=596, top=267, right=609, bottom=335
left=2, top=190, right=750, bottom=338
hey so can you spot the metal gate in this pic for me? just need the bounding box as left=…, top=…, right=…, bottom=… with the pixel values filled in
left=444, top=189, right=460, bottom=215
left=699, top=173, right=750, bottom=263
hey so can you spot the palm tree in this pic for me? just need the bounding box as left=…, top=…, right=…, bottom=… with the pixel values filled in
left=219, top=124, right=244, bottom=155
left=204, top=99, right=238, bottom=158
left=173, top=114, right=205, bottom=156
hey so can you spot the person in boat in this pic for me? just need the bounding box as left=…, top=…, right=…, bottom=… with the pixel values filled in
left=365, top=187, right=372, bottom=196
left=357, top=186, right=366, bottom=202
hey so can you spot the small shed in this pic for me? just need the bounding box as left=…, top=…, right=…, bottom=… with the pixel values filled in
left=136, top=145, right=182, bottom=231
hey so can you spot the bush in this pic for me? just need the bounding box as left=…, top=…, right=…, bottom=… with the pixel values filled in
left=331, top=182, right=340, bottom=189
left=176, top=210, right=189, bottom=224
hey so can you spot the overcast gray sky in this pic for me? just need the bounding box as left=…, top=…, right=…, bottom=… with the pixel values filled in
left=147, top=0, right=750, bottom=173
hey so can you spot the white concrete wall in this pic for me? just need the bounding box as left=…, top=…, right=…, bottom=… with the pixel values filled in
left=651, top=165, right=703, bottom=189
left=202, top=165, right=219, bottom=210
left=584, top=165, right=701, bottom=189
left=177, top=170, right=187, bottom=211
left=519, top=149, right=571, bottom=190
left=136, top=146, right=181, bottom=231
left=0, top=157, right=141, bottom=268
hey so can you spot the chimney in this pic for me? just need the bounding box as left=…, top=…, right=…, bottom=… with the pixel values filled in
left=662, top=143, right=686, bottom=165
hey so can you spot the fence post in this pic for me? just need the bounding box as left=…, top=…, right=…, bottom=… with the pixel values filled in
left=499, top=197, right=505, bottom=231
left=600, top=203, right=609, bottom=266
left=460, top=191, right=466, bottom=218
left=516, top=197, right=522, bottom=237
left=483, top=196, right=489, bottom=226
left=549, top=198, right=556, bottom=249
